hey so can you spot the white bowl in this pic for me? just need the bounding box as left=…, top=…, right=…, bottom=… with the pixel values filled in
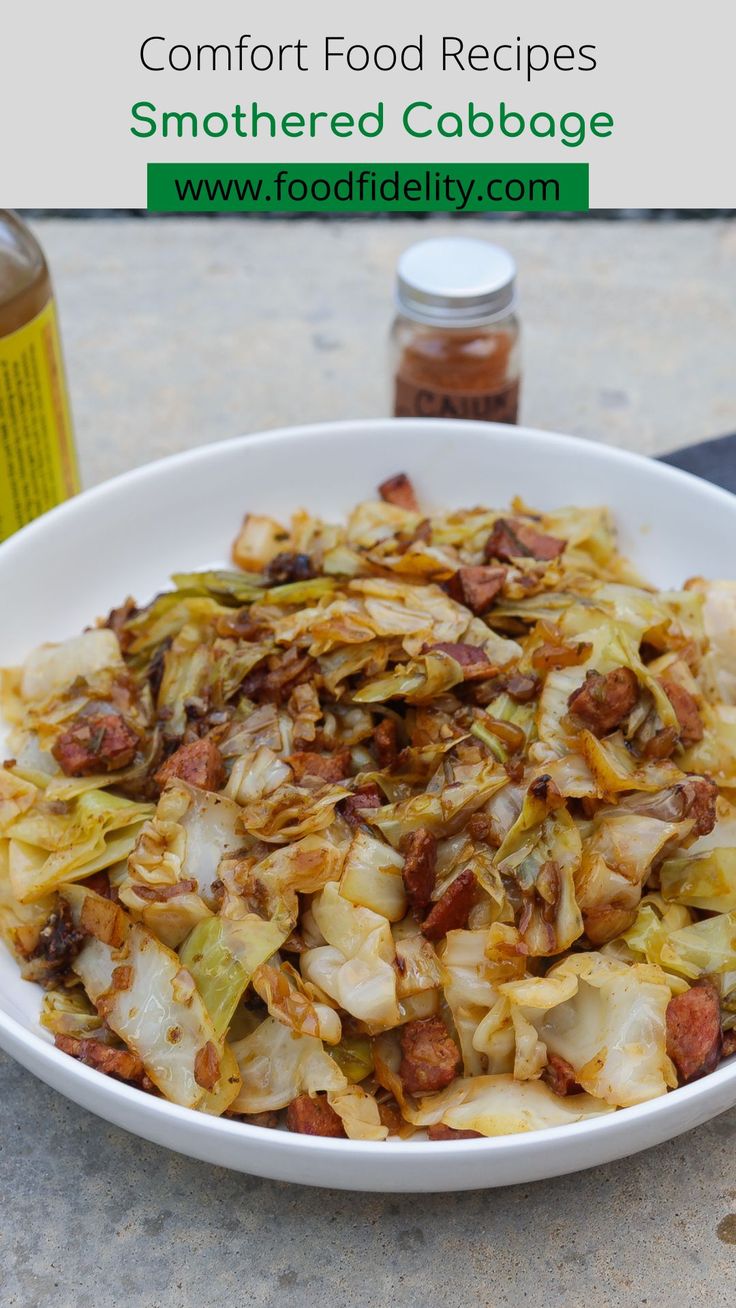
left=2, top=418, right=736, bottom=1192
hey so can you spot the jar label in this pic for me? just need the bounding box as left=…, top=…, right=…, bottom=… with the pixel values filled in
left=394, top=377, right=520, bottom=424
left=0, top=298, right=79, bottom=542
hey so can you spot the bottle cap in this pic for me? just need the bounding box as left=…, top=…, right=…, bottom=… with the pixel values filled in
left=396, top=237, right=516, bottom=327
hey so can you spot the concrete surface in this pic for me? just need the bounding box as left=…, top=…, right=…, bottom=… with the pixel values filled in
left=3, top=216, right=736, bottom=1308
left=29, top=217, right=736, bottom=487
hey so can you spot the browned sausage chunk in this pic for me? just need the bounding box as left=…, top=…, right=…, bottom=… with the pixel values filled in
left=427, top=1124, right=483, bottom=1141
left=445, top=565, right=507, bottom=615
left=666, top=980, right=722, bottom=1084
left=55, top=1033, right=145, bottom=1084
left=422, top=869, right=477, bottom=941
left=424, top=642, right=493, bottom=681
left=378, top=473, right=419, bottom=511
left=401, top=828, right=437, bottom=911
left=52, top=711, right=138, bottom=776
left=567, top=667, right=639, bottom=735
left=682, top=775, right=718, bottom=837
left=373, top=718, right=399, bottom=769
left=289, top=749, right=351, bottom=784
left=399, top=1016, right=462, bottom=1096
left=542, top=1053, right=581, bottom=1097
left=484, top=518, right=565, bottom=564
left=286, top=1093, right=346, bottom=1137
left=340, top=782, right=384, bottom=827
left=155, top=738, right=225, bottom=792
left=660, top=678, right=705, bottom=747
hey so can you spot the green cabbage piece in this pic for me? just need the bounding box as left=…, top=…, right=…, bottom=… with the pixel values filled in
left=409, top=1074, right=614, bottom=1135
left=367, top=759, right=507, bottom=849
left=330, top=1035, right=375, bottom=1083
left=64, top=885, right=234, bottom=1111
left=230, top=1015, right=347, bottom=1114
left=301, top=882, right=399, bottom=1029
left=658, top=913, right=736, bottom=980
left=179, top=917, right=250, bottom=1039
left=7, top=788, right=153, bottom=904
left=121, top=782, right=244, bottom=946
left=501, top=952, right=674, bottom=1107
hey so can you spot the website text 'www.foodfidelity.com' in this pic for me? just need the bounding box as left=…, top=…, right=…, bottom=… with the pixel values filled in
left=147, top=162, right=589, bottom=213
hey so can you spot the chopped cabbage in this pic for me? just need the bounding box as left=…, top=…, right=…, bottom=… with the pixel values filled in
left=230, top=1016, right=346, bottom=1113
left=501, top=953, right=674, bottom=1107
left=339, top=829, right=406, bottom=921
left=301, top=882, right=399, bottom=1029
left=64, top=886, right=235, bottom=1111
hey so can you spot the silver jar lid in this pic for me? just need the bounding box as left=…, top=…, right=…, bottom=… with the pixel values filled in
left=396, top=237, right=516, bottom=327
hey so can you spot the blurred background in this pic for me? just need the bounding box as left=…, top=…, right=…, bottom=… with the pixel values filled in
left=18, top=209, right=736, bottom=490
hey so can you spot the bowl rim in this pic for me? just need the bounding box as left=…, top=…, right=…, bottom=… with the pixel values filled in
left=3, top=415, right=736, bottom=565
left=2, top=415, right=735, bottom=1164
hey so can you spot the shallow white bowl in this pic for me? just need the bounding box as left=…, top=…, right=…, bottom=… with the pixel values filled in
left=2, top=418, right=736, bottom=1192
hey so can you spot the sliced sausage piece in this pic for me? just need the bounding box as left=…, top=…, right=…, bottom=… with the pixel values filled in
left=484, top=518, right=565, bottom=564
left=52, top=711, right=138, bottom=776
left=542, top=1053, right=581, bottom=1097
left=424, top=642, right=493, bottom=681
left=399, top=1016, right=461, bottom=1096
left=55, top=1034, right=145, bottom=1084
left=339, top=783, right=383, bottom=827
left=378, top=473, right=419, bottom=511
left=289, top=749, right=351, bottom=784
left=286, top=1093, right=346, bottom=1137
left=666, top=979, right=722, bottom=1084
left=445, top=565, right=507, bottom=615
left=682, top=775, right=718, bottom=837
left=401, top=828, right=437, bottom=911
left=660, top=678, right=704, bottom=747
left=427, top=1124, right=483, bottom=1141
left=567, top=667, right=639, bottom=736
left=373, top=718, right=399, bottom=769
left=156, top=738, right=225, bottom=791
left=421, top=869, right=477, bottom=941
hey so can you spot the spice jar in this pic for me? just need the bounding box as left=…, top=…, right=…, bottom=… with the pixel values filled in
left=391, top=237, right=520, bottom=424
left=0, top=211, right=79, bottom=542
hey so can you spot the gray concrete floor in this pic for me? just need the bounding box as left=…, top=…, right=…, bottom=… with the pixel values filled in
left=32, top=217, right=736, bottom=488
left=3, top=217, right=736, bottom=1307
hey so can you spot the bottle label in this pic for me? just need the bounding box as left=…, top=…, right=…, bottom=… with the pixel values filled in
left=394, top=377, right=520, bottom=424
left=0, top=298, right=79, bottom=542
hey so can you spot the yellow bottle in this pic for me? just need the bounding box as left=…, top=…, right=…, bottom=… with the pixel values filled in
left=0, top=211, right=79, bottom=542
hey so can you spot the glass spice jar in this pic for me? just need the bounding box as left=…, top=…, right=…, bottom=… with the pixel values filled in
left=391, top=237, right=521, bottom=424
